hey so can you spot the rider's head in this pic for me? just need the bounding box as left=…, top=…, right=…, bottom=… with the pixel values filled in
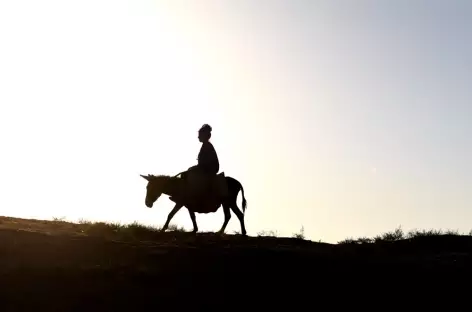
left=198, top=124, right=212, bottom=143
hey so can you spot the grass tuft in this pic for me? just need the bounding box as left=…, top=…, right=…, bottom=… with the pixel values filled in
left=337, top=226, right=470, bottom=245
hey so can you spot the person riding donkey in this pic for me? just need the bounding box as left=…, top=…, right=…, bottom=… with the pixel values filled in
left=182, top=124, right=226, bottom=212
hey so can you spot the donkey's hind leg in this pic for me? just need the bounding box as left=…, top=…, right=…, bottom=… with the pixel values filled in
left=217, top=203, right=231, bottom=234
left=229, top=202, right=246, bottom=236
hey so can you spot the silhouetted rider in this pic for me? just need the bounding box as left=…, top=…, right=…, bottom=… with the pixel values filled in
left=188, top=124, right=219, bottom=175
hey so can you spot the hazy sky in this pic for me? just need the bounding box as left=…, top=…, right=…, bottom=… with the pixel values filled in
left=0, top=0, right=470, bottom=242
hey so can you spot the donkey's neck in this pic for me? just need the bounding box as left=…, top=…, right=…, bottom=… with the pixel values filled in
left=158, top=176, right=181, bottom=196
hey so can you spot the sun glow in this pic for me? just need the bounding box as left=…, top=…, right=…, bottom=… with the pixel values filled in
left=0, top=1, right=227, bottom=226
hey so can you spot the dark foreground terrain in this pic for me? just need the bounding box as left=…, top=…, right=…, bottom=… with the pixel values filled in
left=0, top=216, right=471, bottom=310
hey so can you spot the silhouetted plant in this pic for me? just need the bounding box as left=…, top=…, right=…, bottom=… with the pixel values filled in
left=292, top=226, right=305, bottom=240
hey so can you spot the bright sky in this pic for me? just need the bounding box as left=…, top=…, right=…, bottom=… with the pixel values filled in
left=0, top=0, right=471, bottom=243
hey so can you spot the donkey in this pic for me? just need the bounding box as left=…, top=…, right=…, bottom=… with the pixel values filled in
left=140, top=173, right=247, bottom=235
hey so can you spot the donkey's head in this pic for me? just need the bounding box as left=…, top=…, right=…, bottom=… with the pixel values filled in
left=140, top=174, right=171, bottom=208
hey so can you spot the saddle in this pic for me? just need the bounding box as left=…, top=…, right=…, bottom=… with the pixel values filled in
left=176, top=171, right=228, bottom=213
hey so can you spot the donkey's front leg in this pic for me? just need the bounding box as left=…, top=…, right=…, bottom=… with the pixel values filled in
left=161, top=203, right=183, bottom=232
left=187, top=209, right=198, bottom=233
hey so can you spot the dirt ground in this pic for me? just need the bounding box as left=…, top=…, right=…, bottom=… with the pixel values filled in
left=0, top=216, right=470, bottom=310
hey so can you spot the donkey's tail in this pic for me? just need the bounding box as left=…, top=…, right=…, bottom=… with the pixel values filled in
left=239, top=181, right=247, bottom=213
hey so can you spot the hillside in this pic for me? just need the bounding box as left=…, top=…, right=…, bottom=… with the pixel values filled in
left=0, top=216, right=470, bottom=310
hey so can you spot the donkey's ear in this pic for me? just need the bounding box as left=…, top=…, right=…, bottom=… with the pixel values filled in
left=140, top=174, right=151, bottom=181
